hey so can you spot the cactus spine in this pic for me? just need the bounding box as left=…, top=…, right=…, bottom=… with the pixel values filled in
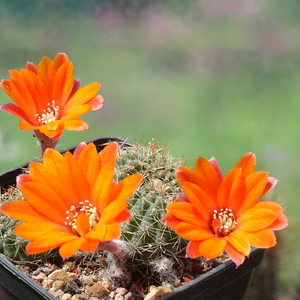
left=116, top=140, right=187, bottom=262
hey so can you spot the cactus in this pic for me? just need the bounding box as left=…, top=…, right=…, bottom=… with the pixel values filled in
left=116, top=140, right=187, bottom=262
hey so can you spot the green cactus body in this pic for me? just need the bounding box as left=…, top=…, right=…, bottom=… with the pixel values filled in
left=0, top=217, right=29, bottom=261
left=116, top=141, right=187, bottom=262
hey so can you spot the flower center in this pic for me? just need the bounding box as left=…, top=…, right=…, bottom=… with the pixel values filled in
left=65, top=200, right=99, bottom=235
left=212, top=208, right=237, bottom=237
left=36, top=100, right=59, bottom=126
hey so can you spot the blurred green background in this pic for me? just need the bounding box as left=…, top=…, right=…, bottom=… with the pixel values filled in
left=0, top=0, right=299, bottom=298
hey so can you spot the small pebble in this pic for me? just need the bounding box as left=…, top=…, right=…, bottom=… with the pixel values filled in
left=56, top=290, right=64, bottom=298
left=63, top=280, right=79, bottom=293
left=62, top=294, right=72, bottom=300
left=63, top=261, right=77, bottom=272
left=52, top=280, right=65, bottom=291
left=115, top=294, right=125, bottom=300
left=71, top=294, right=89, bottom=300
left=49, top=291, right=58, bottom=298
left=49, top=269, right=68, bottom=281
left=32, top=272, right=47, bottom=282
left=82, top=275, right=97, bottom=286
left=115, top=287, right=128, bottom=296
left=32, top=270, right=41, bottom=276
left=67, top=272, right=78, bottom=281
left=144, top=285, right=172, bottom=300
left=42, top=279, right=54, bottom=290
left=109, top=290, right=117, bottom=298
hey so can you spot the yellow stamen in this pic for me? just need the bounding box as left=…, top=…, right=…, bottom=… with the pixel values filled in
left=65, top=200, right=99, bottom=235
left=212, top=208, right=237, bottom=237
left=36, top=100, right=59, bottom=125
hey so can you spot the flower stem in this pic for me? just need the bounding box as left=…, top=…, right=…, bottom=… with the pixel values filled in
left=33, top=130, right=59, bottom=155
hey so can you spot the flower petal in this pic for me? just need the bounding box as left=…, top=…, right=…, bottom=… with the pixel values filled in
left=0, top=102, right=28, bottom=121
left=267, top=214, right=289, bottom=231
left=235, top=172, right=269, bottom=215
left=225, top=230, right=251, bottom=256
left=60, top=119, right=88, bottom=131
left=224, top=243, right=245, bottom=267
left=247, top=230, right=276, bottom=248
left=100, top=200, right=128, bottom=225
left=61, top=105, right=91, bottom=119
left=161, top=213, right=181, bottom=229
left=19, top=119, right=40, bottom=131
left=209, top=157, right=223, bottom=180
left=80, top=238, right=100, bottom=253
left=108, top=173, right=143, bottom=207
left=89, top=95, right=105, bottom=110
left=20, top=182, right=68, bottom=223
left=17, top=174, right=32, bottom=187
left=175, top=222, right=213, bottom=240
left=176, top=166, right=197, bottom=185
left=100, top=175, right=142, bottom=224
left=76, top=212, right=91, bottom=237
left=63, top=82, right=101, bottom=110
left=93, top=142, right=118, bottom=214
left=217, top=168, right=242, bottom=208
left=261, top=177, right=278, bottom=197
left=15, top=221, right=73, bottom=244
left=53, top=61, right=74, bottom=107
left=76, top=142, right=101, bottom=188
left=177, top=181, right=212, bottom=221
left=198, top=237, right=227, bottom=259
left=53, top=52, right=69, bottom=67
left=194, top=157, right=221, bottom=200
left=253, top=201, right=284, bottom=215
left=0, top=201, right=42, bottom=223
left=73, top=142, right=88, bottom=160
left=238, top=208, right=277, bottom=232
left=59, top=237, right=86, bottom=258
left=164, top=202, right=206, bottom=227
left=234, top=152, right=256, bottom=177
left=186, top=240, right=201, bottom=258
left=87, top=222, right=121, bottom=241
left=29, top=149, right=89, bottom=207
left=114, top=209, right=131, bottom=223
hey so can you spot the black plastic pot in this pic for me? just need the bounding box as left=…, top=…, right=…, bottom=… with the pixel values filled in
left=0, top=136, right=266, bottom=300
left=160, top=247, right=266, bottom=300
left=0, top=248, right=265, bottom=300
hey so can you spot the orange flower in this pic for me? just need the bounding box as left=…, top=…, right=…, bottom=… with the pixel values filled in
left=0, top=142, right=143, bottom=258
left=162, top=153, right=288, bottom=267
left=0, top=53, right=104, bottom=149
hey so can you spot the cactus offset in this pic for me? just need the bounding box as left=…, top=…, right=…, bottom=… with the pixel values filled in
left=116, top=140, right=187, bottom=262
